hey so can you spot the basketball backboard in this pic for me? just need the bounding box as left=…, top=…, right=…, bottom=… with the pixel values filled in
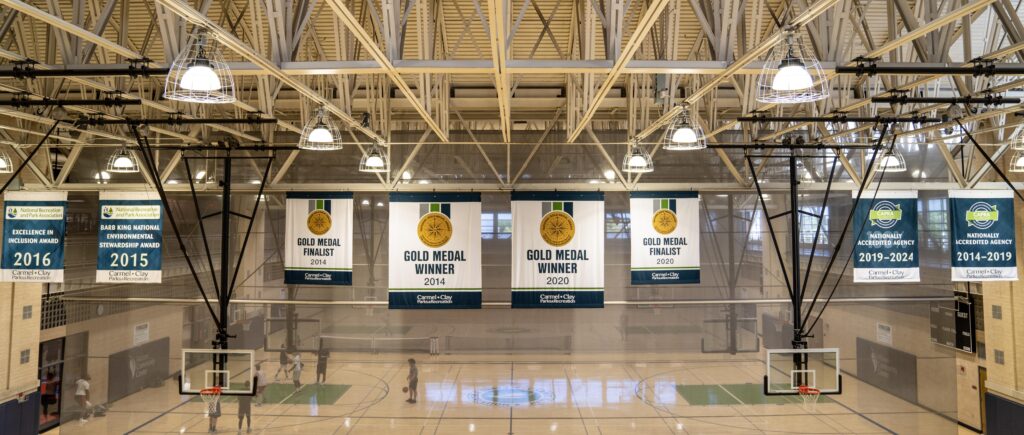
left=179, top=348, right=256, bottom=396
left=764, top=348, right=841, bottom=395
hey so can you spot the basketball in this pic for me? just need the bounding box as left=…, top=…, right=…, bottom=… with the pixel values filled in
left=402, top=387, right=409, bottom=393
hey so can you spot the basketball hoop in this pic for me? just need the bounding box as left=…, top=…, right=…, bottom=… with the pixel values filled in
left=797, top=385, right=820, bottom=411
left=199, top=386, right=222, bottom=416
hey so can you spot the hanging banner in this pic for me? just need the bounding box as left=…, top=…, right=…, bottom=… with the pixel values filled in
left=284, top=192, right=353, bottom=285
left=629, top=191, right=700, bottom=285
left=949, top=190, right=1018, bottom=281
left=511, top=192, right=604, bottom=308
left=97, top=192, right=164, bottom=283
left=1, top=191, right=67, bottom=282
left=388, top=193, right=481, bottom=309
left=852, top=191, right=920, bottom=283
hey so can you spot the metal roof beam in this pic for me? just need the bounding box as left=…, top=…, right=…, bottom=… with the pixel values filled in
left=153, top=0, right=382, bottom=142
left=323, top=0, right=449, bottom=142
left=0, top=0, right=140, bottom=59
left=566, top=0, right=672, bottom=142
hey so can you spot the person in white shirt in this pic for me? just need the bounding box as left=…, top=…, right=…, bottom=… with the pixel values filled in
left=291, top=353, right=303, bottom=389
left=75, top=375, right=92, bottom=423
left=254, top=363, right=267, bottom=406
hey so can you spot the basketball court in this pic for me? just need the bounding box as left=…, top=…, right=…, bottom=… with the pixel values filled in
left=1, top=0, right=1021, bottom=434
left=47, top=352, right=954, bottom=434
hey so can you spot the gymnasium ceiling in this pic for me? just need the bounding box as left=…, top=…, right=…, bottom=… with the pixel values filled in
left=0, top=0, right=1023, bottom=191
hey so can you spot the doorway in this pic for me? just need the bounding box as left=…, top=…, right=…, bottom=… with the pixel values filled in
left=978, top=366, right=988, bottom=433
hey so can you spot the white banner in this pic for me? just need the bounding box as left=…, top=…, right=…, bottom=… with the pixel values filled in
left=511, top=192, right=604, bottom=308
left=388, top=193, right=481, bottom=308
left=97, top=192, right=164, bottom=283
left=629, top=192, right=700, bottom=285
left=284, top=192, right=353, bottom=285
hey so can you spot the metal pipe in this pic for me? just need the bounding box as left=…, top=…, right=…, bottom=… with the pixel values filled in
left=836, top=64, right=1024, bottom=76
left=873, top=95, right=1020, bottom=105
left=72, top=117, right=277, bottom=126
left=0, top=98, right=141, bottom=107
left=737, top=115, right=943, bottom=123
left=0, top=66, right=170, bottom=78
left=59, top=296, right=955, bottom=306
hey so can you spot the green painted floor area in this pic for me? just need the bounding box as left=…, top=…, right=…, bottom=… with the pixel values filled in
left=196, top=384, right=350, bottom=405
left=676, top=384, right=833, bottom=406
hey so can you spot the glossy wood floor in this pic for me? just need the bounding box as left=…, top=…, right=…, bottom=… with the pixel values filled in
left=54, top=352, right=958, bottom=434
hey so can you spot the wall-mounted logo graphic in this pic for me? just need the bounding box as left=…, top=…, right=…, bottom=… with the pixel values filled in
left=965, top=202, right=999, bottom=230
left=102, top=206, right=115, bottom=219
left=539, top=201, right=575, bottom=246
left=651, top=198, right=678, bottom=235
left=417, top=203, right=453, bottom=248
left=306, top=199, right=333, bottom=235
left=6, top=207, right=16, bottom=219
left=868, top=200, right=903, bottom=229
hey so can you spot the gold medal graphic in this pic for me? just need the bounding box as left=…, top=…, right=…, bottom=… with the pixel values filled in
left=306, top=209, right=332, bottom=235
left=417, top=212, right=453, bottom=248
left=540, top=210, right=575, bottom=246
left=652, top=209, right=678, bottom=235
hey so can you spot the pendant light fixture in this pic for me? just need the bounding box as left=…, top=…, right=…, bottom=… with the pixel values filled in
left=621, top=140, right=653, bottom=173
left=0, top=151, right=12, bottom=174
left=756, top=29, right=828, bottom=104
left=1009, top=128, right=1024, bottom=172
left=359, top=140, right=389, bottom=173
left=1010, top=151, right=1024, bottom=173
left=358, top=113, right=389, bottom=173
left=165, top=28, right=236, bottom=103
left=106, top=146, right=140, bottom=173
left=878, top=148, right=907, bottom=173
left=663, top=105, right=706, bottom=151
left=298, top=107, right=343, bottom=151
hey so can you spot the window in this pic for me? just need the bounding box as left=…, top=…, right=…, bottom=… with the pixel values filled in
left=798, top=206, right=829, bottom=245
left=992, top=305, right=1003, bottom=320
left=22, top=305, right=32, bottom=320
left=606, top=212, right=630, bottom=239
left=994, top=349, right=1005, bottom=365
left=481, top=212, right=511, bottom=239
left=19, top=349, right=29, bottom=364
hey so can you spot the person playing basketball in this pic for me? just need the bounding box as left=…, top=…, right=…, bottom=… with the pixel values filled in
left=405, top=358, right=418, bottom=403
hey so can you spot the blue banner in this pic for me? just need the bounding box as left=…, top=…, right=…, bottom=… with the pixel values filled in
left=949, top=190, right=1017, bottom=281
left=97, top=193, right=163, bottom=283
left=852, top=191, right=920, bottom=282
left=1, top=191, right=67, bottom=282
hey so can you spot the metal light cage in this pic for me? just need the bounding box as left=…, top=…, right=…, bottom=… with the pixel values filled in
left=621, top=141, right=654, bottom=173
left=106, top=147, right=140, bottom=173
left=164, top=29, right=236, bottom=104
left=0, top=151, right=12, bottom=174
left=756, top=30, right=829, bottom=104
left=663, top=106, right=706, bottom=150
left=359, top=141, right=390, bottom=173
left=298, top=107, right=344, bottom=151
left=1010, top=150, right=1024, bottom=172
left=1012, top=129, right=1024, bottom=151
left=878, top=148, right=908, bottom=173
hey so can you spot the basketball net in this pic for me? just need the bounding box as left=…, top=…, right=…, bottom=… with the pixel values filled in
left=199, top=386, right=222, bottom=416
left=797, top=385, right=820, bottom=411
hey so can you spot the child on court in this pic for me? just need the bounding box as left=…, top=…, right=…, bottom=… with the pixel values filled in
left=238, top=381, right=252, bottom=433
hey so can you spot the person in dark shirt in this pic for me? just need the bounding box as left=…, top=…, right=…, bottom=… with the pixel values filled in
left=274, top=345, right=290, bottom=381
left=237, top=381, right=252, bottom=433
left=316, top=347, right=329, bottom=384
